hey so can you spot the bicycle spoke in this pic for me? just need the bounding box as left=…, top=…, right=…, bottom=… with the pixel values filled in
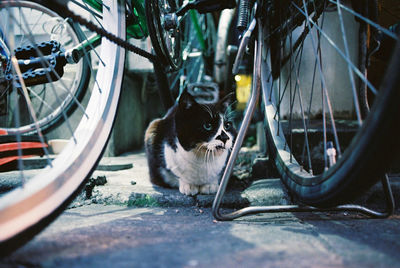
left=10, top=88, right=25, bottom=182
left=9, top=10, right=80, bottom=139
left=7, top=9, right=54, bottom=158
left=289, top=35, right=310, bottom=169
left=0, top=0, right=126, bottom=252
left=28, top=8, right=45, bottom=36
left=11, top=57, right=53, bottom=166
left=295, top=71, right=313, bottom=174
left=65, top=1, right=107, bottom=77
left=70, top=0, right=102, bottom=19
left=298, top=0, right=346, bottom=156
left=6, top=11, right=25, bottom=181
left=329, top=0, right=398, bottom=40
left=273, top=42, right=304, bottom=120
left=316, top=9, right=329, bottom=170
left=335, top=0, right=362, bottom=125
left=0, top=2, right=93, bottom=137
left=79, top=33, right=104, bottom=93
left=259, top=0, right=400, bottom=206
left=292, top=2, right=378, bottom=96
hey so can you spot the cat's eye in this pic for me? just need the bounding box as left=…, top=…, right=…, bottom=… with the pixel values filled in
left=203, top=123, right=212, bottom=131
left=224, top=122, right=232, bottom=130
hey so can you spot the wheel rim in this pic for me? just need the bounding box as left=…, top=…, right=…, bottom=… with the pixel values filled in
left=0, top=0, right=125, bottom=245
left=261, top=1, right=399, bottom=203
left=0, top=1, right=86, bottom=134
left=147, top=0, right=182, bottom=70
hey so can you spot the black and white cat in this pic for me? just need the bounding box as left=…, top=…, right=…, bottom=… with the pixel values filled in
left=144, top=91, right=236, bottom=196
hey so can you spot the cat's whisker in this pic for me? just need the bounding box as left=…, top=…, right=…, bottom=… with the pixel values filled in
left=145, top=90, right=237, bottom=196
left=205, top=149, right=209, bottom=171
left=224, top=100, right=237, bottom=113
left=204, top=148, right=209, bottom=165
left=200, top=104, right=214, bottom=118
left=195, top=143, right=206, bottom=155
left=204, top=147, right=208, bottom=161
left=206, top=148, right=212, bottom=166
left=224, top=108, right=237, bottom=121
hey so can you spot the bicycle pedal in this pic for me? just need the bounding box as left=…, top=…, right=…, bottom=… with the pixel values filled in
left=5, top=40, right=67, bottom=87
left=187, top=82, right=219, bottom=104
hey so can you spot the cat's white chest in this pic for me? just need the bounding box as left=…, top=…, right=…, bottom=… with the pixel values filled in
left=164, top=141, right=228, bottom=185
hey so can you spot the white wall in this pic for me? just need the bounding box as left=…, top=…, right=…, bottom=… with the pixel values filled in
left=277, top=10, right=359, bottom=119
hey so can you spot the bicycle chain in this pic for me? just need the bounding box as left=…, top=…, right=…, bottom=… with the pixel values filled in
left=58, top=3, right=158, bottom=64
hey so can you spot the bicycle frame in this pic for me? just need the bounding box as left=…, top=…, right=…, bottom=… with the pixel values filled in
left=0, top=0, right=211, bottom=93
left=79, top=0, right=208, bottom=57
left=84, top=0, right=148, bottom=39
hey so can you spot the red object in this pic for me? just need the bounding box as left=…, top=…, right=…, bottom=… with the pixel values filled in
left=0, top=141, right=46, bottom=152
left=0, top=133, right=48, bottom=172
left=0, top=155, right=35, bottom=166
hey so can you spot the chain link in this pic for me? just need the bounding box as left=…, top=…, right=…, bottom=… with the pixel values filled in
left=58, top=2, right=158, bottom=63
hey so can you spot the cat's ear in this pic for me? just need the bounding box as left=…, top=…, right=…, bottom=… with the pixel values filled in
left=217, top=92, right=236, bottom=113
left=179, top=91, right=197, bottom=110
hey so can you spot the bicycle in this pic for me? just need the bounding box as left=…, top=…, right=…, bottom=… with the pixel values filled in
left=212, top=0, right=400, bottom=220
left=0, top=0, right=235, bottom=255
left=0, top=0, right=126, bottom=255
left=0, top=1, right=91, bottom=135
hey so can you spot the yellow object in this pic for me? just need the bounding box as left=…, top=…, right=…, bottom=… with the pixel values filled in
left=235, top=74, right=252, bottom=110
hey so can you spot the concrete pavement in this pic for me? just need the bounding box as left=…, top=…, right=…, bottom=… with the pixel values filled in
left=2, top=151, right=400, bottom=267
left=2, top=205, right=400, bottom=267
left=71, top=151, right=400, bottom=212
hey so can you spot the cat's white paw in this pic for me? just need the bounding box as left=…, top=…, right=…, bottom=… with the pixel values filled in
left=179, top=181, right=199, bottom=196
left=199, top=184, right=219, bottom=195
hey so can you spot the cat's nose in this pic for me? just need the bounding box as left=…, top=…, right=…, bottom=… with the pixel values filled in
left=217, top=131, right=229, bottom=144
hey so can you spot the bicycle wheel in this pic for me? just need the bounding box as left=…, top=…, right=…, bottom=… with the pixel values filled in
left=0, top=0, right=125, bottom=254
left=146, top=1, right=217, bottom=105
left=261, top=1, right=400, bottom=207
left=0, top=0, right=90, bottom=134
left=145, top=0, right=183, bottom=71
left=170, top=10, right=217, bottom=100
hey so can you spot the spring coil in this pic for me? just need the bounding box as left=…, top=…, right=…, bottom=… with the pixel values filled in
left=237, top=0, right=253, bottom=32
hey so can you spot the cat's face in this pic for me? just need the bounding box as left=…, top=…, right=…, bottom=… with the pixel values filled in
left=175, top=92, right=236, bottom=157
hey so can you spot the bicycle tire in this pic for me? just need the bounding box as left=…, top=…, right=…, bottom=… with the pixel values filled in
left=0, top=0, right=91, bottom=135
left=261, top=1, right=400, bottom=207
left=0, top=0, right=125, bottom=255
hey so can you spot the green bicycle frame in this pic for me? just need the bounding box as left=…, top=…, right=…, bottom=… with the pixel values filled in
left=83, top=0, right=148, bottom=39
left=77, top=0, right=207, bottom=57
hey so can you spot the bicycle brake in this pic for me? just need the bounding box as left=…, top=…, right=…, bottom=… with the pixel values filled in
left=232, top=3, right=257, bottom=76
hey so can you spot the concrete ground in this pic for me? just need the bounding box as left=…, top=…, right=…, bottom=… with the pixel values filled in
left=2, top=151, right=400, bottom=267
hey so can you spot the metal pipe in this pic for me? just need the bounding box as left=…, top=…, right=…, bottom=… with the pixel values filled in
left=212, top=17, right=263, bottom=221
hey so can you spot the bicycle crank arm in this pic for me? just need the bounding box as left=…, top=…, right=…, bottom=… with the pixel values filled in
left=64, top=34, right=101, bottom=64
left=232, top=14, right=257, bottom=75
